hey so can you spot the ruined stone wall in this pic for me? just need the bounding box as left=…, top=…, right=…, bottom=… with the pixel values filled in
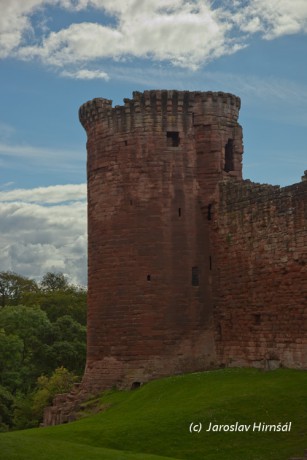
left=79, top=90, right=242, bottom=393
left=211, top=179, right=307, bottom=369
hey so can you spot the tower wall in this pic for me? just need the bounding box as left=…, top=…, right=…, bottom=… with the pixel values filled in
left=79, top=90, right=243, bottom=392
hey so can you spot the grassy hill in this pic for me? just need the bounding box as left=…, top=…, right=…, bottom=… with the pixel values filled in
left=1, top=368, right=307, bottom=460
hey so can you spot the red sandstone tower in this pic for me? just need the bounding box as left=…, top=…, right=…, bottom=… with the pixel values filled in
left=79, top=90, right=243, bottom=392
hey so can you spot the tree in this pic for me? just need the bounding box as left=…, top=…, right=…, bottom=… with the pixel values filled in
left=47, top=315, right=86, bottom=375
left=0, top=306, right=53, bottom=392
left=12, top=393, right=37, bottom=430
left=38, top=289, right=87, bottom=325
left=0, top=385, right=14, bottom=431
left=40, top=272, right=69, bottom=292
left=0, top=271, right=38, bottom=308
left=31, top=367, right=78, bottom=421
left=0, top=329, right=23, bottom=392
left=0, top=270, right=87, bottom=429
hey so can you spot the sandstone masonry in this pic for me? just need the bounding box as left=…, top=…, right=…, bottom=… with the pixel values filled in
left=43, top=90, right=306, bottom=426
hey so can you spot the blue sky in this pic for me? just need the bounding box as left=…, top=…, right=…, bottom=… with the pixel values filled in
left=0, top=0, right=306, bottom=284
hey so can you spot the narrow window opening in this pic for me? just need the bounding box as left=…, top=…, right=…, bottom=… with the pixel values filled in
left=147, top=274, right=151, bottom=281
left=209, top=256, right=212, bottom=270
left=178, top=208, right=181, bottom=217
left=192, top=266, right=199, bottom=286
left=130, top=200, right=133, bottom=205
left=207, top=204, right=212, bottom=220
left=254, top=314, right=261, bottom=325
left=131, top=381, right=141, bottom=390
left=224, top=138, right=234, bottom=172
left=167, top=131, right=180, bottom=147
left=124, top=140, right=128, bottom=146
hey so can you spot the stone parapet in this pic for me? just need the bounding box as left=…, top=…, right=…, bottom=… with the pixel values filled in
left=79, top=90, right=241, bottom=136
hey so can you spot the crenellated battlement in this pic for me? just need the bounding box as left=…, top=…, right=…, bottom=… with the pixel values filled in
left=79, top=97, right=113, bottom=130
left=79, top=90, right=241, bottom=135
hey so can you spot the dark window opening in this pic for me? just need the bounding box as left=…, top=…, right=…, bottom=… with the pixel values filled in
left=192, top=266, right=199, bottom=286
left=130, top=200, right=133, bottom=205
left=254, top=314, right=261, bottom=325
left=131, top=381, right=141, bottom=390
left=167, top=131, right=180, bottom=147
left=209, top=256, right=212, bottom=270
left=124, top=140, right=128, bottom=146
left=224, top=138, right=234, bottom=172
left=207, top=204, right=212, bottom=220
left=178, top=208, right=181, bottom=217
left=147, top=274, right=151, bottom=281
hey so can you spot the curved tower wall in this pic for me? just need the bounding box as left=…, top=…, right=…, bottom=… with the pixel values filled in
left=79, top=90, right=242, bottom=392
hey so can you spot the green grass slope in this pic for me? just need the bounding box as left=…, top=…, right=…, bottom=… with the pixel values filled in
left=1, top=368, right=307, bottom=460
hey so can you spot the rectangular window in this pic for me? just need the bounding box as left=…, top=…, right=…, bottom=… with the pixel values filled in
left=167, top=131, right=180, bottom=147
left=192, top=266, right=199, bottom=286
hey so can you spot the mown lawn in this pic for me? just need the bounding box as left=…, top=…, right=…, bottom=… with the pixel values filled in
left=1, top=368, right=307, bottom=460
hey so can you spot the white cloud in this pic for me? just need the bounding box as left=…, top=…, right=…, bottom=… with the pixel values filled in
left=1, top=0, right=307, bottom=72
left=1, top=0, right=243, bottom=71
left=0, top=0, right=90, bottom=58
left=0, top=0, right=307, bottom=75
left=0, top=185, right=87, bottom=285
left=0, top=183, right=86, bottom=203
left=61, top=68, right=109, bottom=80
left=229, top=0, right=307, bottom=39
left=16, top=2, right=237, bottom=70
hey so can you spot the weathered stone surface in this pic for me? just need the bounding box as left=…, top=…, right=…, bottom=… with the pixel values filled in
left=79, top=90, right=243, bottom=395
left=43, top=90, right=306, bottom=427
left=212, top=179, right=307, bottom=369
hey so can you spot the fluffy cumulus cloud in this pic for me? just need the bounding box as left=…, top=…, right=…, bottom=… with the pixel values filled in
left=238, top=0, right=307, bottom=39
left=0, top=0, right=80, bottom=58
left=0, top=184, right=87, bottom=285
left=16, top=1, right=234, bottom=70
left=1, top=0, right=306, bottom=75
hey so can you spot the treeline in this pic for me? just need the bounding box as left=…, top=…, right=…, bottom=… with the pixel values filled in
left=0, top=271, right=87, bottom=431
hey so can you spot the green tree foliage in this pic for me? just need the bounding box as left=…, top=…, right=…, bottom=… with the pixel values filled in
left=12, top=393, right=37, bottom=430
left=31, top=367, right=78, bottom=422
left=0, top=271, right=38, bottom=308
left=40, top=272, right=69, bottom=292
left=0, top=329, right=23, bottom=392
left=0, top=306, right=53, bottom=392
left=0, top=385, right=14, bottom=432
left=38, top=315, right=86, bottom=376
left=0, top=271, right=87, bottom=430
left=50, top=315, right=86, bottom=374
left=38, top=289, right=87, bottom=326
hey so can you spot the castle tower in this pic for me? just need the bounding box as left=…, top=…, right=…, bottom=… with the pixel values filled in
left=79, top=90, right=243, bottom=392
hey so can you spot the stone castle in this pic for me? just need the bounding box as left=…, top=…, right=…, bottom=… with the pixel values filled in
left=44, top=90, right=307, bottom=425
